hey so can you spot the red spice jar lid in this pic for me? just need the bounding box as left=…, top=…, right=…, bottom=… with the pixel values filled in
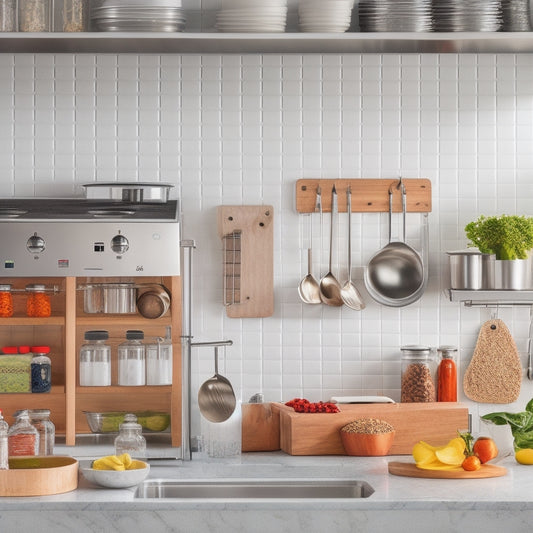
left=18, top=345, right=31, bottom=354
left=30, top=346, right=50, bottom=354
left=1, top=346, right=19, bottom=354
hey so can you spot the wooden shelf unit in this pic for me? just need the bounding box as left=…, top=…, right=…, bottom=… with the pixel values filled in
left=0, top=275, right=182, bottom=447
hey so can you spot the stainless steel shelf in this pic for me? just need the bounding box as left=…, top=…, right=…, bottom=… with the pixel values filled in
left=2, top=31, right=533, bottom=54
left=448, top=289, right=533, bottom=306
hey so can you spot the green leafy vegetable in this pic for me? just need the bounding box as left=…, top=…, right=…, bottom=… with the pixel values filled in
left=482, top=398, right=533, bottom=451
left=465, top=215, right=533, bottom=260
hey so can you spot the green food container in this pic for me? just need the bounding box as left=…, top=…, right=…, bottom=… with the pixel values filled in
left=0, top=354, right=32, bottom=393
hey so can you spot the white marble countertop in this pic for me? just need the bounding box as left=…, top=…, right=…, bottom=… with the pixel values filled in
left=2, top=451, right=533, bottom=532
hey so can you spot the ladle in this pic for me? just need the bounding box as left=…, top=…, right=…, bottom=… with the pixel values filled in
left=198, top=346, right=237, bottom=423
left=319, top=185, right=343, bottom=306
left=298, top=186, right=322, bottom=304
left=364, top=181, right=424, bottom=306
left=341, top=186, right=366, bottom=311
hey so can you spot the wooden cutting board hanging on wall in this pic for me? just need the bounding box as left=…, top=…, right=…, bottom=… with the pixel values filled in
left=463, top=318, right=522, bottom=403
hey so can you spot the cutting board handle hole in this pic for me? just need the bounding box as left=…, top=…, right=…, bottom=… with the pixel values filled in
left=491, top=324, right=497, bottom=330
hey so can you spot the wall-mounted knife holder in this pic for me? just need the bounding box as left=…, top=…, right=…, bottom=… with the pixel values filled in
left=217, top=205, right=274, bottom=318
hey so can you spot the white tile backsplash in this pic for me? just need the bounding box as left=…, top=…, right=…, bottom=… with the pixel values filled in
left=1, top=51, right=533, bottom=429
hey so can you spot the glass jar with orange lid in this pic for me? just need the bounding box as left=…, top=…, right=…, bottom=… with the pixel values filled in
left=0, top=284, right=14, bottom=318
left=25, top=284, right=52, bottom=317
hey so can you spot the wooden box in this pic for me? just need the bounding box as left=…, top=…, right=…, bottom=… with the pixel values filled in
left=273, top=402, right=469, bottom=456
left=242, top=403, right=280, bottom=452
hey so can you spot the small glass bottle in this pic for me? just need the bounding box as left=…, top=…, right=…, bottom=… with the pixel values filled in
left=0, top=409, right=9, bottom=470
left=8, top=410, right=39, bottom=456
left=118, top=330, right=146, bottom=386
left=437, top=345, right=458, bottom=402
left=26, top=284, right=52, bottom=317
left=30, top=345, right=52, bottom=393
left=0, top=0, right=17, bottom=32
left=79, top=330, right=111, bottom=386
left=18, top=0, right=51, bottom=32
left=145, top=332, right=172, bottom=386
left=400, top=345, right=437, bottom=403
left=0, top=284, right=14, bottom=317
left=114, top=413, right=146, bottom=459
left=28, top=409, right=55, bottom=455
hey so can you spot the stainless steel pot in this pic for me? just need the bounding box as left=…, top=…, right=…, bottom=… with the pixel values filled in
left=447, top=250, right=495, bottom=290
left=83, top=283, right=137, bottom=314
left=83, top=182, right=173, bottom=203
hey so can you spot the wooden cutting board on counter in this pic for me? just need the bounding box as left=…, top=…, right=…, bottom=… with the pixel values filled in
left=388, top=461, right=507, bottom=479
left=272, top=402, right=469, bottom=456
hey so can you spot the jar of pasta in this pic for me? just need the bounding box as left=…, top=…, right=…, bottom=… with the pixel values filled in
left=25, top=284, right=52, bottom=317
left=0, top=284, right=13, bottom=318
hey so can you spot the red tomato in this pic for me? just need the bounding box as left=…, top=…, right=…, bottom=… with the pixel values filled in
left=473, top=437, right=498, bottom=464
left=462, top=455, right=481, bottom=471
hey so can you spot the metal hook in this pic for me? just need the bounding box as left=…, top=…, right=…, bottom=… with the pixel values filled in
left=388, top=177, right=404, bottom=194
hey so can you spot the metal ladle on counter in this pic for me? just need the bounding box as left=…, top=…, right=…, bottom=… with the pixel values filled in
left=198, top=345, right=237, bottom=423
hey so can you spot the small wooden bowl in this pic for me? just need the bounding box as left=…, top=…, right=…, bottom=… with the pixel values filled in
left=340, top=430, right=395, bottom=456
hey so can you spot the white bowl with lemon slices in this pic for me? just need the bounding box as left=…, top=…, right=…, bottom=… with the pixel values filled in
left=80, top=454, right=150, bottom=489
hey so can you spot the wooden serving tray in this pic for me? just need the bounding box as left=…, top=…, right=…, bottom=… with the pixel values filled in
left=0, top=456, right=78, bottom=496
left=388, top=461, right=507, bottom=479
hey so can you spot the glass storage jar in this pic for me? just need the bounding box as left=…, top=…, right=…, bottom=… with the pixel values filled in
left=79, top=330, right=111, bottom=386
left=145, top=335, right=172, bottom=385
left=30, top=345, right=52, bottom=393
left=0, top=409, right=8, bottom=470
left=400, top=345, right=437, bottom=403
left=61, top=0, right=89, bottom=32
left=18, top=0, right=51, bottom=32
left=437, top=345, right=458, bottom=402
left=0, top=0, right=17, bottom=32
left=28, top=409, right=55, bottom=455
left=118, top=330, right=145, bottom=386
left=8, top=410, right=39, bottom=456
left=114, top=413, right=146, bottom=458
left=25, top=284, right=51, bottom=317
left=0, top=284, right=14, bottom=317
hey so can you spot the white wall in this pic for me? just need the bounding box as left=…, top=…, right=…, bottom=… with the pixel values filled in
left=1, top=52, right=533, bottom=436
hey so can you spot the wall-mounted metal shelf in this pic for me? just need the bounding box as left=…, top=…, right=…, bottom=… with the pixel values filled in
left=2, top=32, right=533, bottom=54
left=448, top=289, right=533, bottom=306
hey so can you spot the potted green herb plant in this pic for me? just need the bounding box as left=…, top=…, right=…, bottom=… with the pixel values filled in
left=465, top=214, right=533, bottom=289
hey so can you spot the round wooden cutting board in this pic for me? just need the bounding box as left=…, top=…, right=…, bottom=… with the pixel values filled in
left=388, top=461, right=507, bottom=479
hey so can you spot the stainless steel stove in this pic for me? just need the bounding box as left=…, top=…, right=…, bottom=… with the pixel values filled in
left=0, top=186, right=181, bottom=277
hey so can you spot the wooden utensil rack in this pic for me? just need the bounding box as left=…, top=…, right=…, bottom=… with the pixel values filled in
left=295, top=178, right=432, bottom=213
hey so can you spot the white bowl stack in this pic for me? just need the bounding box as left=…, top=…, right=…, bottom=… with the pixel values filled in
left=298, top=0, right=355, bottom=32
left=215, top=0, right=288, bottom=33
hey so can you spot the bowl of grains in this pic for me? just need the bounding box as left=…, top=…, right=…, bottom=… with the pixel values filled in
left=340, top=418, right=395, bottom=456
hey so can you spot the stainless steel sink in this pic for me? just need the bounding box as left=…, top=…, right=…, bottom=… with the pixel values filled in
left=134, top=479, right=374, bottom=499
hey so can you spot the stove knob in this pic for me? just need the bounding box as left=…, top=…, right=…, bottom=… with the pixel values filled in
left=111, top=234, right=129, bottom=254
left=26, top=233, right=46, bottom=253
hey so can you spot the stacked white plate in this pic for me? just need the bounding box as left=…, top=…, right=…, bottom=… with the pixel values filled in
left=215, top=0, right=288, bottom=33
left=433, top=0, right=503, bottom=32
left=359, top=0, right=433, bottom=32
left=92, top=0, right=186, bottom=32
left=298, top=0, right=354, bottom=33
